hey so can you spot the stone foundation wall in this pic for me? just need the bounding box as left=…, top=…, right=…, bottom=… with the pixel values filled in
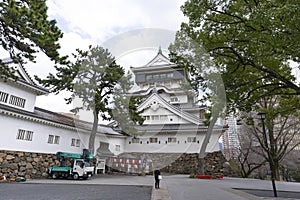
left=0, top=150, right=58, bottom=179
left=118, top=151, right=232, bottom=175
left=161, top=151, right=228, bottom=175
left=1, top=150, right=233, bottom=179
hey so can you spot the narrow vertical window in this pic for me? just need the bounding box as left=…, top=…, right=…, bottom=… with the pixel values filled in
left=25, top=131, right=33, bottom=141
left=71, top=138, right=76, bottom=146
left=0, top=91, right=9, bottom=103
left=16, top=129, right=26, bottom=140
left=16, top=129, right=33, bottom=141
left=54, top=136, right=60, bottom=144
left=48, top=135, right=54, bottom=144
left=76, top=139, right=80, bottom=147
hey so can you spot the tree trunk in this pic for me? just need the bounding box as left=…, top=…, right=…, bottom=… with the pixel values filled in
left=197, top=157, right=205, bottom=175
left=89, top=110, right=99, bottom=154
left=273, top=159, right=280, bottom=181
left=197, top=116, right=218, bottom=175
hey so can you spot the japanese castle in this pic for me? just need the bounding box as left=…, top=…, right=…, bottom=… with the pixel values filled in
left=0, top=48, right=225, bottom=169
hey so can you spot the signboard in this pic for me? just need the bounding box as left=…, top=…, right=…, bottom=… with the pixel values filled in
left=96, top=159, right=106, bottom=174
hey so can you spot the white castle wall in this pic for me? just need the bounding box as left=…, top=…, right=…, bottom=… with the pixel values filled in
left=0, top=113, right=126, bottom=156
left=124, top=131, right=221, bottom=153
left=1, top=81, right=37, bottom=112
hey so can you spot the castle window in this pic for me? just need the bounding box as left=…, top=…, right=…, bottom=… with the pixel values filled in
left=146, top=74, right=153, bottom=81
left=160, top=74, right=166, bottom=79
left=170, top=97, right=179, bottom=103
left=25, top=131, right=33, bottom=141
left=153, top=74, right=159, bottom=79
left=48, top=135, right=60, bottom=144
left=160, top=115, right=167, bottom=121
left=48, top=135, right=54, bottom=143
left=167, top=73, right=173, bottom=78
left=132, top=138, right=140, bottom=143
left=149, top=137, right=158, bottom=143
left=0, top=91, right=9, bottom=103
left=16, top=129, right=33, bottom=141
left=168, top=137, right=177, bottom=143
left=143, top=116, right=150, bottom=120
left=71, top=138, right=80, bottom=147
left=115, top=145, right=120, bottom=151
left=54, top=136, right=60, bottom=144
left=187, top=137, right=196, bottom=143
left=9, top=95, right=26, bottom=108
left=151, top=115, right=159, bottom=120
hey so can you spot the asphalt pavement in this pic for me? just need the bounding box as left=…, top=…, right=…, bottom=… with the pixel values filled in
left=6, top=174, right=300, bottom=200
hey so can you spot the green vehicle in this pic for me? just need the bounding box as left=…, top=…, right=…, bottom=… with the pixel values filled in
left=48, top=149, right=95, bottom=180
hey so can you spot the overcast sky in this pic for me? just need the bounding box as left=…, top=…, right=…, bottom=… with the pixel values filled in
left=26, top=0, right=299, bottom=119
left=28, top=0, right=187, bottom=115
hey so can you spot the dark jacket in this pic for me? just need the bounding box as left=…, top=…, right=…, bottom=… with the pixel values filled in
left=154, top=169, right=160, bottom=179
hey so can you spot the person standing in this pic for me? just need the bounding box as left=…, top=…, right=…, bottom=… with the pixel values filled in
left=154, top=167, right=161, bottom=189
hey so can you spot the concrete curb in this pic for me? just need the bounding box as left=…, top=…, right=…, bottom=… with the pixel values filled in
left=153, top=186, right=172, bottom=200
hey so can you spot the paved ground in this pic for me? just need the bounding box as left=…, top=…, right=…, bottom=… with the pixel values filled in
left=3, top=174, right=300, bottom=200
left=0, top=183, right=152, bottom=200
left=163, top=175, right=300, bottom=200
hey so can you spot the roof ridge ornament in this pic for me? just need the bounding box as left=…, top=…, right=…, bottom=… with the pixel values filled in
left=158, top=46, right=162, bottom=55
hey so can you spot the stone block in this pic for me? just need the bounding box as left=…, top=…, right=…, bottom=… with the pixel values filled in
left=1, top=160, right=9, bottom=168
left=18, top=172, right=26, bottom=176
left=6, top=155, right=15, bottom=160
left=19, top=166, right=26, bottom=172
left=17, top=152, right=24, bottom=157
left=9, top=163, right=18, bottom=170
left=26, top=163, right=33, bottom=169
left=19, top=161, right=27, bottom=166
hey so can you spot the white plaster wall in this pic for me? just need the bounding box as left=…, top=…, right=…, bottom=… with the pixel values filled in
left=168, top=82, right=181, bottom=89
left=0, top=114, right=126, bottom=156
left=142, top=107, right=190, bottom=125
left=108, top=137, right=126, bottom=155
left=170, top=94, right=188, bottom=104
left=94, top=135, right=126, bottom=155
left=0, top=112, right=221, bottom=156
left=0, top=81, right=36, bottom=112
left=124, top=131, right=221, bottom=153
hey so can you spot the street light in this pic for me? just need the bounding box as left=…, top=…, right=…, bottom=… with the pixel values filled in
left=257, top=112, right=278, bottom=198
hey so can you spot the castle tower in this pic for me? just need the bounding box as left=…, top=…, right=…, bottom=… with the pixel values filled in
left=124, top=48, right=224, bottom=154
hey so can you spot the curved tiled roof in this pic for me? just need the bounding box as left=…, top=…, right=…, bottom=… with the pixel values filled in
left=0, top=104, right=124, bottom=137
left=138, top=92, right=203, bottom=125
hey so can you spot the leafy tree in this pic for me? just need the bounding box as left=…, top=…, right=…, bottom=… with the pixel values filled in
left=172, top=0, right=300, bottom=175
left=169, top=33, right=226, bottom=175
left=0, top=0, right=67, bottom=79
left=37, top=45, right=144, bottom=153
left=71, top=46, right=125, bottom=153
left=111, top=71, right=144, bottom=136
left=179, top=0, right=300, bottom=113
left=38, top=45, right=124, bottom=153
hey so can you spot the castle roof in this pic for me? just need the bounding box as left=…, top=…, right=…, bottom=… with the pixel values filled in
left=0, top=103, right=124, bottom=137
left=130, top=47, right=178, bottom=73
left=1, top=60, right=48, bottom=95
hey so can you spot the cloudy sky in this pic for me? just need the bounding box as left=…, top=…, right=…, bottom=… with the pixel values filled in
left=28, top=0, right=187, bottom=115
left=27, top=0, right=299, bottom=119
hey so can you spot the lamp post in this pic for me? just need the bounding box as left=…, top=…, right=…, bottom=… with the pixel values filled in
left=257, top=112, right=278, bottom=198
